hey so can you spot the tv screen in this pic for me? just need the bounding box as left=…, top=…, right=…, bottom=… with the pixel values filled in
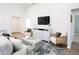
left=38, top=16, right=50, bottom=25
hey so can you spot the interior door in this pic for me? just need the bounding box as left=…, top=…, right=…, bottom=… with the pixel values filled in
left=11, top=16, right=25, bottom=32
left=11, top=16, right=19, bottom=32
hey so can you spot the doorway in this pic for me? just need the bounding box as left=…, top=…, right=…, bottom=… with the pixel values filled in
left=73, top=15, right=79, bottom=42
left=71, top=9, right=79, bottom=43
left=71, top=14, right=79, bottom=43
left=11, top=16, right=25, bottom=33
left=70, top=9, right=79, bottom=50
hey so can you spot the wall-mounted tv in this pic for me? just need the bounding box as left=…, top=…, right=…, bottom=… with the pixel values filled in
left=38, top=16, right=50, bottom=25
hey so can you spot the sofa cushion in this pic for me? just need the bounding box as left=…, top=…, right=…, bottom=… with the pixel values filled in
left=13, top=47, right=27, bottom=55
left=13, top=46, right=33, bottom=55
left=9, top=37, right=26, bottom=51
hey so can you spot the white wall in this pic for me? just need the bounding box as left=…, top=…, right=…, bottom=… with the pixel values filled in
left=25, top=3, right=71, bottom=35
left=25, top=3, right=79, bottom=48
left=0, top=3, right=25, bottom=33
left=25, top=3, right=79, bottom=34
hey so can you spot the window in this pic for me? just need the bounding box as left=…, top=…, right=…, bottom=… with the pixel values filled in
left=25, top=18, right=31, bottom=29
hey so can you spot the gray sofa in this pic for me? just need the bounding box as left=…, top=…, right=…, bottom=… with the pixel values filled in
left=0, top=36, right=44, bottom=55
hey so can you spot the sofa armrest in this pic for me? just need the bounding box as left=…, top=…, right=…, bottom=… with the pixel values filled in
left=13, top=47, right=27, bottom=55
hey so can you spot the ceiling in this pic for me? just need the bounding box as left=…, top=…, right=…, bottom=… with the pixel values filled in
left=15, top=3, right=33, bottom=9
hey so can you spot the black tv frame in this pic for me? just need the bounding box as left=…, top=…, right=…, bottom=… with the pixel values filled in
left=38, top=16, right=50, bottom=25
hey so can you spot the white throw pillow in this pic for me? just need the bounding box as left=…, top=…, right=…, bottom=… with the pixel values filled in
left=9, top=37, right=26, bottom=51
left=0, top=36, right=13, bottom=55
left=0, top=32, right=2, bottom=36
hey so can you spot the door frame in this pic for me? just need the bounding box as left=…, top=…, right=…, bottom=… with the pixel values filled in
left=70, top=13, right=79, bottom=47
left=71, top=14, right=75, bottom=42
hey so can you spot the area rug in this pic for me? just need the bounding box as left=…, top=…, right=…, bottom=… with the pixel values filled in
left=26, top=41, right=64, bottom=55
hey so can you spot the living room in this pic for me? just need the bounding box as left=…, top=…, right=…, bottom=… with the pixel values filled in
left=0, top=3, right=79, bottom=55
